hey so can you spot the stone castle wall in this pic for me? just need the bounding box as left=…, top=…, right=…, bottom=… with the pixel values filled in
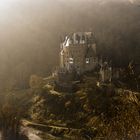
left=60, top=32, right=98, bottom=74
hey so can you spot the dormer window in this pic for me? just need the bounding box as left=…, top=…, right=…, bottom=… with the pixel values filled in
left=86, top=58, right=90, bottom=64
left=69, top=58, right=74, bottom=64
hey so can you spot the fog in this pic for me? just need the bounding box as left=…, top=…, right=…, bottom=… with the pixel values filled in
left=0, top=0, right=139, bottom=90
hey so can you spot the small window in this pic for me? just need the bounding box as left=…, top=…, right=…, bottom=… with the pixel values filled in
left=69, top=58, right=74, bottom=64
left=86, top=58, right=90, bottom=64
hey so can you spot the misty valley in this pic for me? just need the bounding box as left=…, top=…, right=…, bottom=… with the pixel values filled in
left=0, top=0, right=140, bottom=140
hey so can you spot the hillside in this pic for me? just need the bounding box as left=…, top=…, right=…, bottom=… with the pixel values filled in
left=0, top=0, right=140, bottom=139
left=28, top=75, right=140, bottom=139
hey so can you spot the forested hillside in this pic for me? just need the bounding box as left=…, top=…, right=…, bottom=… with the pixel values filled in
left=0, top=0, right=140, bottom=90
left=28, top=74, right=140, bottom=139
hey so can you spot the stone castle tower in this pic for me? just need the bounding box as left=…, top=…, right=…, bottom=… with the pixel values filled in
left=60, top=32, right=98, bottom=74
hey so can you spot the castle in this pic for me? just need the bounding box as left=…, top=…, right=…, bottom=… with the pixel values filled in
left=53, top=32, right=117, bottom=91
left=60, top=32, right=98, bottom=74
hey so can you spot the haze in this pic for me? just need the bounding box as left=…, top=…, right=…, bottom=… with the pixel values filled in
left=0, top=0, right=140, bottom=90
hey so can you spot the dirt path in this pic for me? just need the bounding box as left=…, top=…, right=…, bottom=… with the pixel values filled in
left=21, top=120, right=82, bottom=140
left=21, top=126, right=61, bottom=140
